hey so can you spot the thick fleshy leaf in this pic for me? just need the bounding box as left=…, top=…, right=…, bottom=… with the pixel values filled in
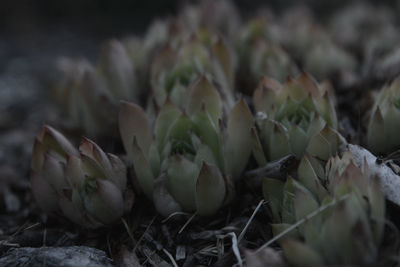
left=282, top=178, right=296, bottom=223
left=30, top=171, right=58, bottom=213
left=155, top=99, right=181, bottom=151
left=212, top=38, right=234, bottom=89
left=294, top=72, right=322, bottom=99
left=253, top=76, right=282, bottom=113
left=41, top=153, right=68, bottom=193
left=271, top=223, right=300, bottom=240
left=131, top=137, right=155, bottom=198
left=152, top=174, right=182, bottom=217
left=147, top=143, right=161, bottom=179
left=168, top=114, right=195, bottom=148
left=80, top=138, right=111, bottom=170
left=196, top=162, right=226, bottom=216
left=281, top=239, right=323, bottom=267
left=40, top=125, right=79, bottom=158
left=169, top=82, right=187, bottom=108
left=367, top=107, right=385, bottom=155
left=58, top=189, right=97, bottom=228
left=289, top=125, right=308, bottom=158
left=225, top=99, right=254, bottom=179
left=186, top=76, right=222, bottom=126
left=79, top=138, right=113, bottom=180
left=293, top=180, right=319, bottom=224
left=194, top=143, right=218, bottom=168
left=192, top=109, right=225, bottom=171
left=320, top=201, right=354, bottom=264
left=269, top=124, right=290, bottom=161
left=263, top=178, right=285, bottom=222
left=306, top=125, right=341, bottom=161
left=83, top=179, right=124, bottom=225
left=119, top=101, right=152, bottom=158
left=298, top=155, right=327, bottom=201
left=167, top=155, right=199, bottom=212
left=97, top=39, right=136, bottom=100
left=65, top=155, right=86, bottom=189
left=250, top=127, right=267, bottom=166
left=306, top=114, right=325, bottom=139
left=107, top=153, right=127, bottom=192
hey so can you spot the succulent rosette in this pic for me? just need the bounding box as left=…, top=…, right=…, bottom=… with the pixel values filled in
left=304, top=41, right=356, bottom=81
left=150, top=31, right=235, bottom=112
left=55, top=39, right=138, bottom=136
left=235, top=17, right=296, bottom=92
left=278, top=7, right=330, bottom=60
left=179, top=0, right=241, bottom=39
left=250, top=41, right=299, bottom=83
left=252, top=73, right=344, bottom=163
left=367, top=76, right=400, bottom=155
left=31, top=125, right=129, bottom=228
left=263, top=150, right=385, bottom=266
left=119, top=77, right=253, bottom=216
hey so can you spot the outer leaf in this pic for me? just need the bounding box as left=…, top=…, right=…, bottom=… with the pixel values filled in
left=250, top=127, right=268, bottom=166
left=263, top=178, right=285, bottom=222
left=196, top=162, right=226, bottom=216
left=192, top=109, right=225, bottom=171
left=152, top=174, right=182, bottom=217
left=269, top=124, right=290, bottom=161
left=225, top=98, right=254, bottom=180
left=289, top=125, right=308, bottom=158
left=367, top=107, right=385, bottom=154
left=41, top=153, right=68, bottom=193
left=131, top=137, right=155, bottom=198
left=186, top=76, right=222, bottom=126
left=97, top=39, right=136, bottom=100
left=155, top=99, right=181, bottom=151
left=167, top=155, right=199, bottom=212
left=107, top=153, right=128, bottom=192
left=119, top=101, right=152, bottom=158
left=306, top=125, right=341, bottom=161
left=65, top=155, right=86, bottom=189
left=83, top=179, right=124, bottom=225
left=281, top=239, right=323, bottom=267
left=298, top=155, right=327, bottom=201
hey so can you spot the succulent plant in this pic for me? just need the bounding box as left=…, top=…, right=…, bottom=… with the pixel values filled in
left=31, top=125, right=130, bottom=228
left=179, top=0, right=241, bottom=39
left=278, top=7, right=330, bottom=60
left=250, top=41, right=299, bottom=84
left=264, top=150, right=385, bottom=266
left=252, top=73, right=344, bottom=163
left=150, top=31, right=235, bottom=113
left=304, top=41, right=356, bottom=81
left=330, top=2, right=398, bottom=54
left=119, top=77, right=253, bottom=216
left=54, top=39, right=138, bottom=136
left=235, top=16, right=292, bottom=93
left=367, top=76, right=400, bottom=155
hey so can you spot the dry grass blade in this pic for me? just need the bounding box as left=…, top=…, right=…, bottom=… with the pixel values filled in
left=178, top=212, right=197, bottom=234
left=238, top=200, right=265, bottom=243
left=133, top=215, right=157, bottom=252
left=161, top=212, right=191, bottom=223
left=162, top=248, right=178, bottom=267
left=217, top=232, right=243, bottom=267
left=121, top=218, right=136, bottom=246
